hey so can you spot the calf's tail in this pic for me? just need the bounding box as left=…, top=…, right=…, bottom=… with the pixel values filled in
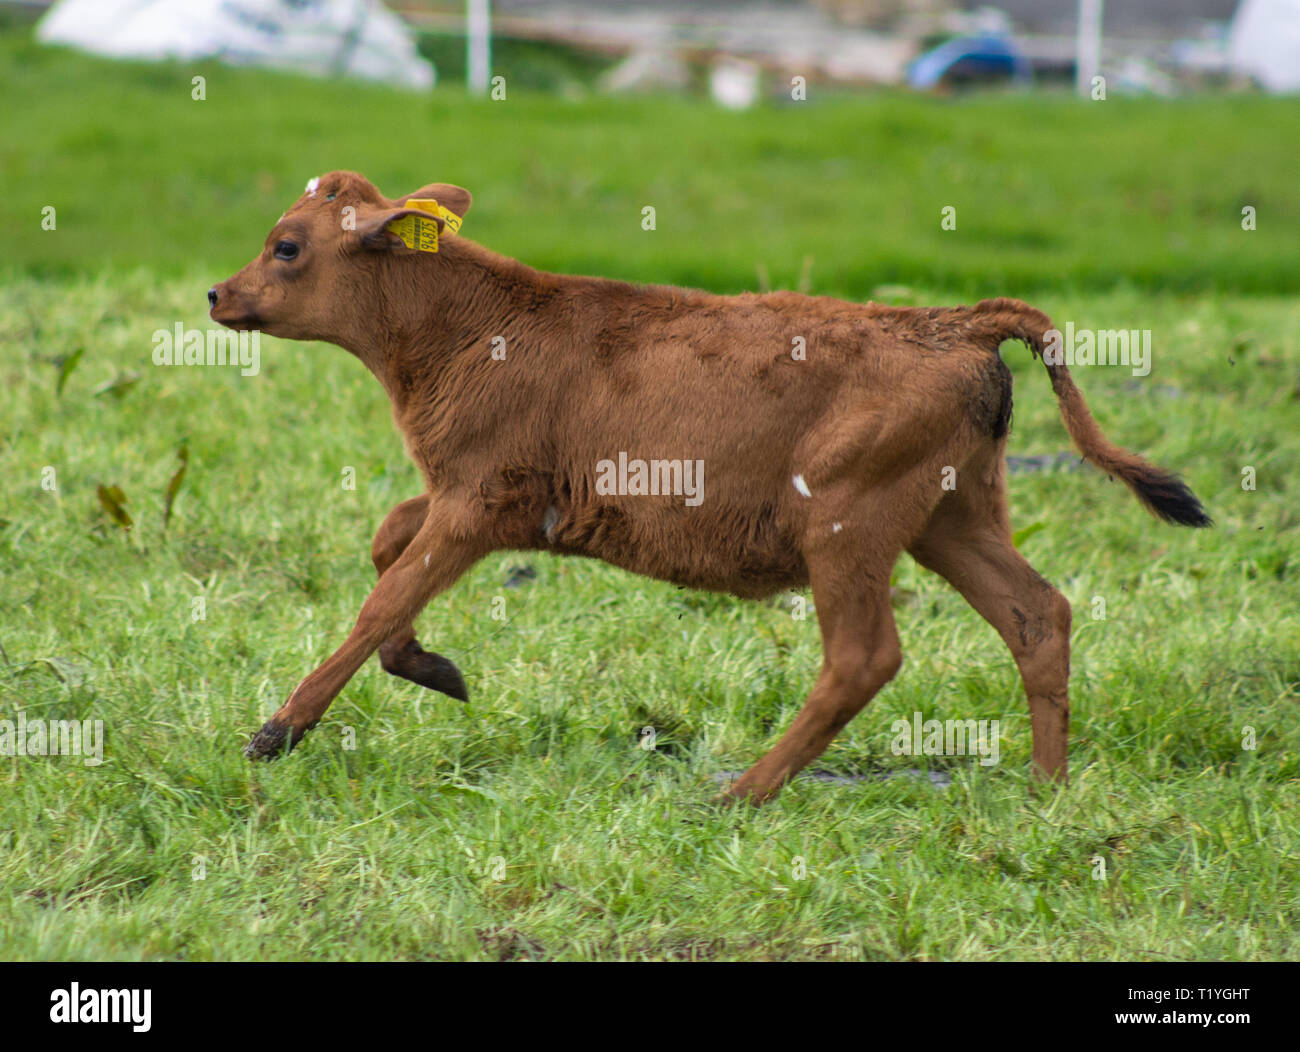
left=966, top=297, right=1212, bottom=528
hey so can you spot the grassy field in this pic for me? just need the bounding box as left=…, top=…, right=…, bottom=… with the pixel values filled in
left=1, top=34, right=1298, bottom=961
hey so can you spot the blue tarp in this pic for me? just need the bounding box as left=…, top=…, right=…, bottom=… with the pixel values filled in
left=908, top=34, right=1031, bottom=89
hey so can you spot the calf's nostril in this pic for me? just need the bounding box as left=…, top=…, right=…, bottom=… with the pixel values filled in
left=208, top=287, right=218, bottom=309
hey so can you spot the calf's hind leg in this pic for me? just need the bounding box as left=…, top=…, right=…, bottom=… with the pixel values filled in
left=908, top=459, right=1072, bottom=783
left=371, top=494, right=469, bottom=702
left=725, top=571, right=902, bottom=805
left=722, top=474, right=946, bottom=805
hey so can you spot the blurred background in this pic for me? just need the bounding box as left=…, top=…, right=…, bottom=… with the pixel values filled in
left=2, top=0, right=1296, bottom=296
left=15, top=0, right=1300, bottom=96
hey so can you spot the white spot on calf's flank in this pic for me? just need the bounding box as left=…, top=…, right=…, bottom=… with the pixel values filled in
left=792, top=474, right=812, bottom=498
left=424, top=553, right=430, bottom=567
left=305, top=176, right=320, bottom=196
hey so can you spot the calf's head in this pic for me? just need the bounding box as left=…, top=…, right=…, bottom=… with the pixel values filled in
left=208, top=170, right=472, bottom=343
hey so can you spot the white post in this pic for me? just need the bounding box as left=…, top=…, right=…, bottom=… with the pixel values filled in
left=1076, top=0, right=1103, bottom=96
left=467, top=0, right=491, bottom=95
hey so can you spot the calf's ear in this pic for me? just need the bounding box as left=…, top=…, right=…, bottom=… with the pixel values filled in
left=353, top=185, right=472, bottom=253
left=355, top=205, right=446, bottom=253
left=399, top=183, right=472, bottom=220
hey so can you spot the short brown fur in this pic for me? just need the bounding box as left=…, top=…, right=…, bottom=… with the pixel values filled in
left=211, top=171, right=1209, bottom=803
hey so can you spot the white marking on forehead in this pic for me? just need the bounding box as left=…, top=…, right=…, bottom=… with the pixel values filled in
left=832, top=522, right=842, bottom=533
left=305, top=176, right=320, bottom=196
left=792, top=474, right=812, bottom=498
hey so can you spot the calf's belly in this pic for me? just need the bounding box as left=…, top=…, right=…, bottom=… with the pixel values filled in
left=540, top=497, right=809, bottom=599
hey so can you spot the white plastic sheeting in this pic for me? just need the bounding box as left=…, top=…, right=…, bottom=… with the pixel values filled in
left=37, top=0, right=434, bottom=91
left=1230, top=0, right=1300, bottom=93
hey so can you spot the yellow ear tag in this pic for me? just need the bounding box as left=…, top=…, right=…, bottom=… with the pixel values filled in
left=385, top=198, right=463, bottom=252
left=409, top=199, right=463, bottom=235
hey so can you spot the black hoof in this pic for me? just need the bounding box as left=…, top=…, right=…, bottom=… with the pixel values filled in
left=245, top=719, right=299, bottom=760
left=382, top=641, right=469, bottom=702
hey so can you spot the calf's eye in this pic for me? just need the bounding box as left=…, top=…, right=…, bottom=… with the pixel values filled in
left=274, top=241, right=300, bottom=261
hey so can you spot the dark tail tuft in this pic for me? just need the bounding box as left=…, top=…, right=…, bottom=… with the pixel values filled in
left=1127, top=466, right=1213, bottom=527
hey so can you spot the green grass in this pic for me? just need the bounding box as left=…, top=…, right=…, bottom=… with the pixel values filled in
left=1, top=32, right=1298, bottom=960
left=416, top=30, right=619, bottom=93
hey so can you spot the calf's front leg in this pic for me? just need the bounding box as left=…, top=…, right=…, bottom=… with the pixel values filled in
left=246, top=505, right=482, bottom=759
left=372, top=495, right=469, bottom=701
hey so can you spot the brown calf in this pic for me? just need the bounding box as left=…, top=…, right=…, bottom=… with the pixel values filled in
left=210, top=171, right=1209, bottom=803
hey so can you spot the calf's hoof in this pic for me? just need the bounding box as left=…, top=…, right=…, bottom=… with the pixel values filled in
left=245, top=719, right=304, bottom=760
left=380, top=640, right=469, bottom=701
